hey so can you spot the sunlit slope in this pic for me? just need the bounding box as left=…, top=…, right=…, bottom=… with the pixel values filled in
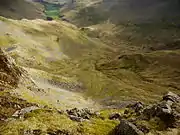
left=0, top=17, right=111, bottom=106
left=0, top=15, right=180, bottom=108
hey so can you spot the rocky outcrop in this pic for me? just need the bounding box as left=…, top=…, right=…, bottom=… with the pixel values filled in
left=142, top=91, right=180, bottom=127
left=127, top=101, right=144, bottom=114
left=12, top=106, right=39, bottom=119
left=163, top=91, right=180, bottom=103
left=0, top=48, right=22, bottom=89
left=0, top=48, right=40, bottom=92
left=66, top=108, right=96, bottom=122
left=114, top=92, right=180, bottom=135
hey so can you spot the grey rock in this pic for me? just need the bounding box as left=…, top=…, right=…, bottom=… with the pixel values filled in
left=115, top=120, right=144, bottom=135
left=156, top=101, right=172, bottom=117
left=69, top=115, right=83, bottom=122
left=109, top=113, right=121, bottom=120
left=33, top=129, right=42, bottom=135
left=12, top=106, right=39, bottom=118
left=131, top=102, right=144, bottom=113
left=142, top=92, right=180, bottom=128
left=66, top=108, right=95, bottom=121
left=163, top=92, right=180, bottom=103
left=57, top=109, right=64, bottom=114
left=142, top=105, right=157, bottom=119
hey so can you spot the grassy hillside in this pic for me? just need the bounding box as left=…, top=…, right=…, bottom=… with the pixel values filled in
left=0, top=0, right=179, bottom=106
left=59, top=0, right=180, bottom=26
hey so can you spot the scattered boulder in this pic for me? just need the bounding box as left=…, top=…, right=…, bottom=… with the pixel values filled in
left=142, top=104, right=157, bottom=119
left=109, top=113, right=121, bottom=120
left=69, top=115, right=83, bottom=122
left=142, top=92, right=180, bottom=128
left=66, top=108, right=95, bottom=122
left=163, top=91, right=180, bottom=103
left=156, top=101, right=172, bottom=118
left=12, top=106, right=39, bottom=119
left=130, top=102, right=144, bottom=113
left=115, top=119, right=144, bottom=135
left=33, top=129, right=42, bottom=135
left=57, top=109, right=64, bottom=114
left=136, top=125, right=150, bottom=134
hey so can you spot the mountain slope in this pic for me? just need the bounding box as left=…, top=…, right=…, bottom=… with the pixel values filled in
left=60, top=0, right=180, bottom=26
left=0, top=0, right=45, bottom=19
left=0, top=1, right=180, bottom=134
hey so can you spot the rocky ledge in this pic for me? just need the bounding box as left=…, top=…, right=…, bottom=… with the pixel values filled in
left=113, top=91, right=180, bottom=135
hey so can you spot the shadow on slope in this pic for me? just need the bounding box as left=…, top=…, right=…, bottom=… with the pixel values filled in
left=0, top=0, right=44, bottom=20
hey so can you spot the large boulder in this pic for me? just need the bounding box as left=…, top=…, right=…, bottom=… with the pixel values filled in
left=142, top=92, right=180, bottom=127
left=115, top=119, right=144, bottom=135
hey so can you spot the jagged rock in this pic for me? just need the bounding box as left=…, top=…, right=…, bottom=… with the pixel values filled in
left=136, top=125, right=150, bottom=134
left=66, top=108, right=95, bottom=122
left=0, top=48, right=22, bottom=88
left=156, top=101, right=172, bottom=118
left=69, top=115, right=83, bottom=122
left=57, top=109, right=64, bottom=114
left=12, top=106, right=39, bottom=119
left=142, top=92, right=180, bottom=128
left=163, top=92, right=180, bottom=103
left=126, top=102, right=144, bottom=116
left=115, top=120, right=144, bottom=135
left=33, top=129, right=42, bottom=135
left=109, top=113, right=121, bottom=120
left=131, top=102, right=144, bottom=113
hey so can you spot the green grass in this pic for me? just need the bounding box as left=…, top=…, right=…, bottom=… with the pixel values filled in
left=0, top=108, right=121, bottom=135
left=0, top=109, right=79, bottom=135
left=79, top=118, right=119, bottom=135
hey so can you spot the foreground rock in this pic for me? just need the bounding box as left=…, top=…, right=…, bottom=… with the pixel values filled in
left=0, top=48, right=22, bottom=89
left=12, top=106, right=39, bottom=119
left=143, top=91, right=180, bottom=127
left=115, top=120, right=144, bottom=135
left=113, top=91, right=180, bottom=135
left=66, top=108, right=96, bottom=122
left=109, top=113, right=121, bottom=120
